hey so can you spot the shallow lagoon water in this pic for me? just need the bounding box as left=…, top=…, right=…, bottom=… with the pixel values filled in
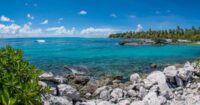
left=1, top=37, right=200, bottom=77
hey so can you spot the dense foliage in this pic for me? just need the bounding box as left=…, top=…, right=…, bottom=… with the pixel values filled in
left=0, top=46, right=49, bottom=105
left=109, top=26, right=200, bottom=41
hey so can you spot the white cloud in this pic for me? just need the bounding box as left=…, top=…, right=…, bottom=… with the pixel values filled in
left=80, top=27, right=118, bottom=37
left=0, top=23, right=20, bottom=34
left=78, top=10, right=87, bottom=15
left=0, top=23, right=42, bottom=37
left=135, top=24, right=143, bottom=32
left=27, top=13, right=34, bottom=20
left=46, top=26, right=75, bottom=35
left=0, top=22, right=118, bottom=38
left=41, top=19, right=48, bottom=25
left=19, top=24, right=42, bottom=35
left=110, top=13, right=117, bottom=18
left=0, top=15, right=14, bottom=22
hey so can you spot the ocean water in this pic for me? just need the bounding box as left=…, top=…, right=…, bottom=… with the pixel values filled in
left=1, top=37, right=200, bottom=77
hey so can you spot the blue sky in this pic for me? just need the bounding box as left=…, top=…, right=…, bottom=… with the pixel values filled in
left=0, top=0, right=200, bottom=38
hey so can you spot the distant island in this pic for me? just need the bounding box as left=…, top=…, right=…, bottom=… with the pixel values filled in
left=109, top=26, right=200, bottom=45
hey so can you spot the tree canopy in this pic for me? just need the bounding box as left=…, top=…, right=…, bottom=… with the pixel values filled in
left=109, top=26, right=200, bottom=41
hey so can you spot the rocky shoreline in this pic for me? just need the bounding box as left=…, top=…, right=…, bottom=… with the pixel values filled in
left=40, top=61, right=200, bottom=105
left=118, top=39, right=193, bottom=46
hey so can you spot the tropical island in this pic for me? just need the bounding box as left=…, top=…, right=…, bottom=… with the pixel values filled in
left=1, top=0, right=200, bottom=105
left=109, top=26, right=200, bottom=45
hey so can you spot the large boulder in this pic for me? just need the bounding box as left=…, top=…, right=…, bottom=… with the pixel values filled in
left=39, top=72, right=54, bottom=81
left=143, top=92, right=165, bottom=105
left=146, top=71, right=167, bottom=84
left=144, top=71, right=165, bottom=89
left=111, top=88, right=124, bottom=99
left=163, top=63, right=195, bottom=87
left=99, top=90, right=111, bottom=100
left=177, top=68, right=190, bottom=81
left=53, top=76, right=65, bottom=84
left=93, top=86, right=112, bottom=96
left=143, top=79, right=156, bottom=89
left=149, top=84, right=159, bottom=92
left=138, top=87, right=147, bottom=99
left=163, top=66, right=177, bottom=83
left=184, top=62, right=195, bottom=72
left=130, top=73, right=141, bottom=83
left=177, top=62, right=194, bottom=81
left=127, top=89, right=138, bottom=97
left=39, top=72, right=67, bottom=84
left=144, top=71, right=173, bottom=99
left=57, top=84, right=80, bottom=101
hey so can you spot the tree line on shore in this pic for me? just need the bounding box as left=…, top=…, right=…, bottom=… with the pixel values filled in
left=109, top=26, right=200, bottom=41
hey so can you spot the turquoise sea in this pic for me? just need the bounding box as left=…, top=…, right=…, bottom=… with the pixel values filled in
left=1, top=37, right=200, bottom=77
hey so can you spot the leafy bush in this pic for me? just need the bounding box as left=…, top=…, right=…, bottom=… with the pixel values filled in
left=0, top=46, right=49, bottom=105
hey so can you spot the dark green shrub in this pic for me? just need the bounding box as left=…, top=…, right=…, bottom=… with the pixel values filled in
left=0, top=46, right=49, bottom=105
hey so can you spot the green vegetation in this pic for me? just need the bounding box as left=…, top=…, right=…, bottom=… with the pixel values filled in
left=0, top=46, right=49, bottom=105
left=195, top=57, right=200, bottom=68
left=109, top=26, right=200, bottom=41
